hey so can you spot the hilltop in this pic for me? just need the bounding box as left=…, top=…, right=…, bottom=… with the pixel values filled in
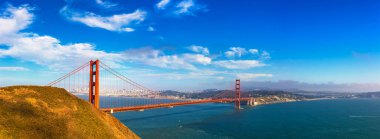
left=0, top=86, right=139, bottom=139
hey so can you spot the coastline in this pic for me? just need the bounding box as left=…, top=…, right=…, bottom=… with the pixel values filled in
left=253, top=96, right=333, bottom=106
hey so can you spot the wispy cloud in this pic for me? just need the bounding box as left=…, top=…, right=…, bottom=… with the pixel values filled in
left=188, top=45, right=209, bottom=55
left=225, top=47, right=247, bottom=57
left=119, top=46, right=270, bottom=70
left=183, top=53, right=211, bottom=65
left=60, top=6, right=146, bottom=32
left=175, top=0, right=194, bottom=14
left=248, top=49, right=258, bottom=54
left=156, top=0, right=171, bottom=9
left=122, top=47, right=211, bottom=70
left=0, top=66, right=29, bottom=71
left=260, top=50, right=271, bottom=60
left=224, top=47, right=270, bottom=60
left=236, top=73, right=272, bottom=80
left=174, top=0, right=206, bottom=16
left=95, top=0, right=118, bottom=8
left=147, top=26, right=155, bottom=31
left=213, top=60, right=266, bottom=69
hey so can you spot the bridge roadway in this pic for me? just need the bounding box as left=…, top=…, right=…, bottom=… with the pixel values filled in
left=101, top=97, right=253, bottom=113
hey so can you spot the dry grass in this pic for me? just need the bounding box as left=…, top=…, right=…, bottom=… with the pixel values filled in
left=0, top=86, right=139, bottom=139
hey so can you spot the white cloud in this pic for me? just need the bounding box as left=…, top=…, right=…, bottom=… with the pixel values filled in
left=61, top=6, right=146, bottom=32
left=225, top=47, right=247, bottom=57
left=213, top=60, right=265, bottom=69
left=156, top=0, right=205, bottom=16
left=0, top=5, right=276, bottom=88
left=182, top=53, right=211, bottom=65
left=0, top=66, right=29, bottom=71
left=175, top=0, right=194, bottom=14
left=122, top=47, right=212, bottom=70
left=122, top=27, right=134, bottom=32
left=0, top=5, right=123, bottom=70
left=249, top=49, right=258, bottom=54
left=95, top=0, right=118, bottom=8
left=147, top=26, right=155, bottom=31
left=0, top=5, right=33, bottom=37
left=224, top=47, right=270, bottom=60
left=156, top=0, right=171, bottom=9
left=236, top=73, right=272, bottom=80
left=188, top=45, right=209, bottom=55
left=174, top=0, right=205, bottom=16
left=218, top=47, right=270, bottom=69
left=261, top=50, right=271, bottom=60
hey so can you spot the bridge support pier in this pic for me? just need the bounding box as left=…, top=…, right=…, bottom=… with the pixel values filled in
left=89, top=60, right=100, bottom=109
left=247, top=98, right=255, bottom=106
left=235, top=79, right=241, bottom=109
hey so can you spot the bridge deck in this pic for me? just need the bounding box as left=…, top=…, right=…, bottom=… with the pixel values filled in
left=101, top=98, right=253, bottom=113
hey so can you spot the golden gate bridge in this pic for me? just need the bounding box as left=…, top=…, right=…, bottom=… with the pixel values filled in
left=47, top=60, right=255, bottom=113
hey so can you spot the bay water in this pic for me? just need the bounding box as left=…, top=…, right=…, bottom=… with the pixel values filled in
left=112, top=99, right=380, bottom=139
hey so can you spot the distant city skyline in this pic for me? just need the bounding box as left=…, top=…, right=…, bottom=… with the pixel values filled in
left=0, top=0, right=379, bottom=92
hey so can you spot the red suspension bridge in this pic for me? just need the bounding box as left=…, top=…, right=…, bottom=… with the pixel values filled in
left=47, top=60, right=255, bottom=113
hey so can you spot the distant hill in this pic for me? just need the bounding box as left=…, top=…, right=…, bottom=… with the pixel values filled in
left=160, top=89, right=318, bottom=99
left=0, top=86, right=139, bottom=139
left=355, top=92, right=380, bottom=98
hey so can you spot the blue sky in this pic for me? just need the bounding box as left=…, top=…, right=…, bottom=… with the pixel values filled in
left=0, top=0, right=379, bottom=92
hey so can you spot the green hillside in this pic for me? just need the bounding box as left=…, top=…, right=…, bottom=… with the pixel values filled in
left=0, top=86, right=139, bottom=139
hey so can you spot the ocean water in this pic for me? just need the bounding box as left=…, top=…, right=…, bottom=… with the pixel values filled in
left=112, top=99, right=380, bottom=139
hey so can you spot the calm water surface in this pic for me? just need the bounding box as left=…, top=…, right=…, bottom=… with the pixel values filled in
left=111, top=99, right=380, bottom=139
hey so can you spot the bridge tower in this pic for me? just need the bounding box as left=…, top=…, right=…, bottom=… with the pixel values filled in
left=89, top=60, right=100, bottom=109
left=235, top=79, right=241, bottom=109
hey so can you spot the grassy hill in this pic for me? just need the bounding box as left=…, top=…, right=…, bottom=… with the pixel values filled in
left=0, top=86, right=139, bottom=139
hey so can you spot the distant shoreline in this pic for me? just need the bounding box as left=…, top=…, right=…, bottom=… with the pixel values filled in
left=253, top=97, right=334, bottom=106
